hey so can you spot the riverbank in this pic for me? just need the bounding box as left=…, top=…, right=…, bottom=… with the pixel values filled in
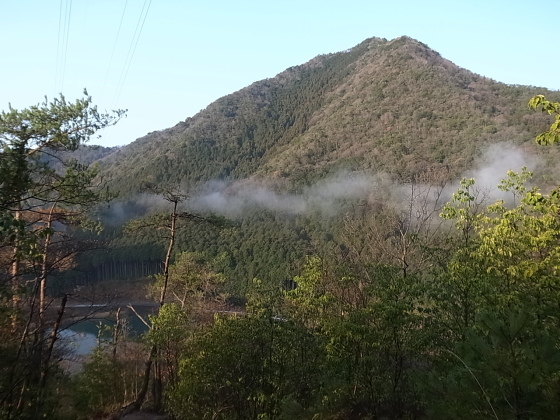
left=45, top=277, right=157, bottom=319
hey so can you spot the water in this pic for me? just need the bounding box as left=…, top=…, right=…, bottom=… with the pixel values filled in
left=59, top=305, right=156, bottom=356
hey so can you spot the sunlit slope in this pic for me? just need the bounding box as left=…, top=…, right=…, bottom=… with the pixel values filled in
left=97, top=36, right=556, bottom=194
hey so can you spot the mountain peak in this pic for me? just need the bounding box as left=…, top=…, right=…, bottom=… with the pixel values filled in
left=95, top=36, right=555, bottom=194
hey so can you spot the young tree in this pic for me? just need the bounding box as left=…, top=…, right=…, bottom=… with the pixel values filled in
left=1, top=91, right=124, bottom=310
left=0, top=92, right=124, bottom=419
left=168, top=296, right=322, bottom=420
left=429, top=169, right=560, bottom=418
left=119, top=186, right=225, bottom=416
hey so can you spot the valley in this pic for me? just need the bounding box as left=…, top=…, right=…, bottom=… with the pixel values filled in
left=2, top=36, right=560, bottom=419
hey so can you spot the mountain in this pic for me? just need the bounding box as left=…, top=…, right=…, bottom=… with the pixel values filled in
left=66, top=36, right=560, bottom=294
left=93, top=36, right=557, bottom=195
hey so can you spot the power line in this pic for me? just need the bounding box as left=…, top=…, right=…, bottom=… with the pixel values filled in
left=54, top=0, right=72, bottom=94
left=103, top=0, right=129, bottom=94
left=113, top=0, right=152, bottom=106
left=54, top=0, right=64, bottom=95
left=112, top=0, right=152, bottom=107
left=53, top=1, right=151, bottom=106
left=61, top=0, right=72, bottom=92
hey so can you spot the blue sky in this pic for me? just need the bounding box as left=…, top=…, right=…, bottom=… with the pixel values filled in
left=0, top=1, right=557, bottom=147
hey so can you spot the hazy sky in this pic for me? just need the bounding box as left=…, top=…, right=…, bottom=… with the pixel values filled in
left=0, top=1, right=556, bottom=147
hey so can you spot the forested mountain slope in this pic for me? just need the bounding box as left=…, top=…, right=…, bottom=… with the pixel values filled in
left=94, top=36, right=557, bottom=194
left=65, top=36, right=560, bottom=293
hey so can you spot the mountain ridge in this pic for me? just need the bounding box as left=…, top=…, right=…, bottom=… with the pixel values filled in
left=91, top=35, right=558, bottom=194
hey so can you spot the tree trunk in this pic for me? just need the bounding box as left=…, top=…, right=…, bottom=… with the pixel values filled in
left=35, top=294, right=67, bottom=416
left=119, top=197, right=179, bottom=417
left=39, top=205, right=55, bottom=327
left=10, top=209, right=22, bottom=332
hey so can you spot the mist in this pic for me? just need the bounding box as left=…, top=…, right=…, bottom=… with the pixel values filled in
left=189, top=172, right=384, bottom=218
left=455, top=142, right=540, bottom=205
left=189, top=143, right=539, bottom=218
left=98, top=143, right=541, bottom=224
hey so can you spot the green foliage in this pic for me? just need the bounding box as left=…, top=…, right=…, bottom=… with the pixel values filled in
left=74, top=349, right=124, bottom=416
left=529, top=94, right=560, bottom=145
left=0, top=92, right=124, bottom=266
left=168, top=313, right=322, bottom=420
left=0, top=91, right=124, bottom=211
left=429, top=169, right=560, bottom=418
left=146, top=303, right=191, bottom=393
left=65, top=169, right=560, bottom=418
left=430, top=309, right=560, bottom=419
left=151, top=252, right=228, bottom=308
left=0, top=92, right=124, bottom=418
left=147, top=303, right=191, bottom=346
left=440, top=177, right=485, bottom=240
left=287, top=255, right=333, bottom=324
left=287, top=258, right=433, bottom=418
left=0, top=92, right=124, bottom=153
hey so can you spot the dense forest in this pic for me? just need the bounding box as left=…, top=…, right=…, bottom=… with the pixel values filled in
left=95, top=37, right=558, bottom=190
left=2, top=36, right=560, bottom=419
left=69, top=37, right=560, bottom=296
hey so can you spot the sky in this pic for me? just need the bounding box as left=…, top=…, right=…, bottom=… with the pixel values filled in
left=0, top=0, right=557, bottom=148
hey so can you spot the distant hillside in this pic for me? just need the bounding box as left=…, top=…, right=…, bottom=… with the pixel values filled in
left=64, top=36, right=560, bottom=292
left=69, top=144, right=120, bottom=166
left=90, top=36, right=557, bottom=195
left=44, top=144, right=119, bottom=172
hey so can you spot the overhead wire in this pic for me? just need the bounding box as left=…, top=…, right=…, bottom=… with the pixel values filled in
left=112, top=0, right=152, bottom=107
left=61, top=0, right=72, bottom=92
left=54, top=0, right=64, bottom=96
left=53, top=0, right=151, bottom=111
left=103, top=0, right=129, bottom=95
left=112, top=0, right=152, bottom=106
left=54, top=0, right=72, bottom=94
